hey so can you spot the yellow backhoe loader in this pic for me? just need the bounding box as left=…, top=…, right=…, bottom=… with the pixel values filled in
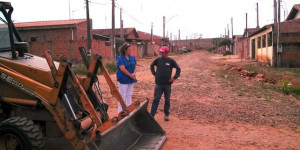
left=0, top=2, right=166, bottom=150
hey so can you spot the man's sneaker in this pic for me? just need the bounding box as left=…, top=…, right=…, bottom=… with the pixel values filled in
left=164, top=115, right=169, bottom=121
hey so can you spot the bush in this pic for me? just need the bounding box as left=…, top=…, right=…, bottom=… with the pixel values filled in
left=105, top=62, right=117, bottom=74
left=243, top=64, right=260, bottom=72
left=73, top=63, right=88, bottom=75
left=207, top=47, right=216, bottom=52
left=223, top=50, right=232, bottom=56
left=282, top=80, right=290, bottom=95
left=73, top=62, right=117, bottom=75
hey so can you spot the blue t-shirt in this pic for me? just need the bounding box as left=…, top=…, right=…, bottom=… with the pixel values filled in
left=116, top=55, right=137, bottom=84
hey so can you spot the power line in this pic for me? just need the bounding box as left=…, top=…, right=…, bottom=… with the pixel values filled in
left=115, top=2, right=151, bottom=27
left=89, top=1, right=110, bottom=5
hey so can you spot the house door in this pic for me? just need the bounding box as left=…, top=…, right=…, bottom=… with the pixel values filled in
left=251, top=39, right=255, bottom=59
left=140, top=44, right=144, bottom=58
left=234, top=42, right=237, bottom=55
left=242, top=41, right=244, bottom=59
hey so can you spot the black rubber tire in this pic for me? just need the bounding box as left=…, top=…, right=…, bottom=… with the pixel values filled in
left=0, top=117, right=44, bottom=150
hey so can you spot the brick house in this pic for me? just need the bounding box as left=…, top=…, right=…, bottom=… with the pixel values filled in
left=247, top=4, right=300, bottom=67
left=93, top=28, right=139, bottom=41
left=172, top=38, right=213, bottom=50
left=136, top=31, right=163, bottom=56
left=237, top=28, right=260, bottom=59
left=232, top=35, right=242, bottom=55
left=93, top=28, right=145, bottom=59
left=15, top=20, right=147, bottom=61
left=15, top=19, right=114, bottom=60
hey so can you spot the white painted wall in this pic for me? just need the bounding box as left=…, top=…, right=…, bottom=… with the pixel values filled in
left=249, top=27, right=273, bottom=65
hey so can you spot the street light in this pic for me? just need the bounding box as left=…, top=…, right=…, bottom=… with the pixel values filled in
left=166, top=15, right=178, bottom=24
left=163, top=15, right=178, bottom=45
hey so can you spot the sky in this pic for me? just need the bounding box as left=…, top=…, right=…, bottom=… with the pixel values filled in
left=6, top=0, right=300, bottom=39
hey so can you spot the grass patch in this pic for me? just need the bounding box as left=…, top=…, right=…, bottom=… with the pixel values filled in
left=219, top=67, right=280, bottom=101
left=242, top=64, right=300, bottom=100
left=105, top=62, right=117, bottom=74
left=268, top=68, right=300, bottom=78
left=219, top=58, right=228, bottom=61
left=288, top=86, right=300, bottom=100
left=243, top=64, right=300, bottom=79
left=73, top=62, right=117, bottom=75
left=243, top=64, right=260, bottom=72
left=217, top=68, right=231, bottom=78
left=262, top=83, right=300, bottom=100
left=73, top=63, right=88, bottom=75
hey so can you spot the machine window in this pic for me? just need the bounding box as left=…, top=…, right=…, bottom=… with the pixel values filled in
left=0, top=13, right=11, bottom=51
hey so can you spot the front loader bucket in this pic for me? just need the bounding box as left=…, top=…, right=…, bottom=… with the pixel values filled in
left=98, top=99, right=167, bottom=150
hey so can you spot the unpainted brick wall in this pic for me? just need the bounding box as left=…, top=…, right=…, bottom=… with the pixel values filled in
left=237, top=38, right=249, bottom=59
left=29, top=39, right=145, bottom=61
left=146, top=44, right=160, bottom=56
left=29, top=39, right=111, bottom=61
left=173, top=39, right=213, bottom=49
left=281, top=43, right=300, bottom=67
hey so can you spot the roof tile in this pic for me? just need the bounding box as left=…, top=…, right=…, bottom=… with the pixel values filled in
left=14, top=19, right=86, bottom=28
left=136, top=31, right=162, bottom=40
left=93, top=28, right=135, bottom=36
left=294, top=4, right=300, bottom=10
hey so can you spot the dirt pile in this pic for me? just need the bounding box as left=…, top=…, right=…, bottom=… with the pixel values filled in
left=226, top=65, right=277, bottom=84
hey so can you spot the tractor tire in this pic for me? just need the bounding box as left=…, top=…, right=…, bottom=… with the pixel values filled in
left=0, top=117, right=44, bottom=150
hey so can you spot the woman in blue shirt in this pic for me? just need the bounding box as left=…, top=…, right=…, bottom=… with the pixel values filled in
left=116, top=43, right=137, bottom=113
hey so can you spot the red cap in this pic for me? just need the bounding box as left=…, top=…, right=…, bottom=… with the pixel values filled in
left=159, top=46, right=169, bottom=53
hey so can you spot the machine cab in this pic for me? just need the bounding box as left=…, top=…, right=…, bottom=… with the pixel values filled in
left=0, top=1, right=28, bottom=59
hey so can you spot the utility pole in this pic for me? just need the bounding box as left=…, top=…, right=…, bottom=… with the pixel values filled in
left=246, top=13, right=248, bottom=37
left=163, top=16, right=166, bottom=45
left=85, top=0, right=92, bottom=56
left=186, top=36, right=187, bottom=48
left=111, top=0, right=116, bottom=61
left=167, top=31, right=169, bottom=39
left=120, top=8, right=124, bottom=40
left=227, top=24, right=229, bottom=38
left=151, top=22, right=153, bottom=44
left=105, top=16, right=107, bottom=28
left=170, top=32, right=172, bottom=51
left=246, top=13, right=249, bottom=57
left=69, top=0, right=71, bottom=19
left=231, top=17, right=234, bottom=52
left=277, top=0, right=281, bottom=67
left=231, top=17, right=233, bottom=38
left=273, top=0, right=278, bottom=67
left=174, top=35, right=176, bottom=48
left=169, top=32, right=172, bottom=46
left=256, top=2, right=259, bottom=28
left=274, top=0, right=277, bottom=24
left=178, top=29, right=180, bottom=40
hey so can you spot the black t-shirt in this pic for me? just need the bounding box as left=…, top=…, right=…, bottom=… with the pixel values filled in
left=150, top=57, right=181, bottom=85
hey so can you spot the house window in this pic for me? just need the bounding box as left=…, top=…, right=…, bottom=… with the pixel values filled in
left=262, top=35, right=266, bottom=48
left=31, top=37, right=37, bottom=42
left=257, top=37, right=261, bottom=48
left=268, top=32, right=272, bottom=47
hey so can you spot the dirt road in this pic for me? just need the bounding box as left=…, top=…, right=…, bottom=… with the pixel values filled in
left=102, top=50, right=300, bottom=150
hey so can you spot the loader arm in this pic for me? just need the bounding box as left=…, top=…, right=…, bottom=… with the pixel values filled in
left=79, top=47, right=127, bottom=111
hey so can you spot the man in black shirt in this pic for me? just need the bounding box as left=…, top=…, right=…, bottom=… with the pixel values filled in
left=150, top=46, right=181, bottom=121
